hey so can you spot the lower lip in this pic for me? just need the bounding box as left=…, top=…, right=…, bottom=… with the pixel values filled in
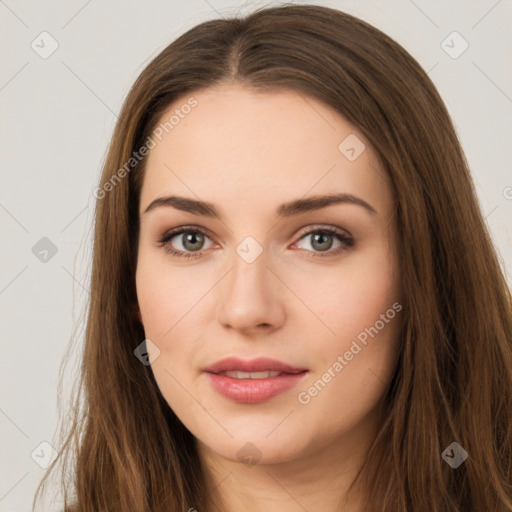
left=205, top=371, right=308, bottom=404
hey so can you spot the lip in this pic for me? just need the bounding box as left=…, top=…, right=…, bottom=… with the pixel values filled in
left=203, top=357, right=308, bottom=404
left=203, top=357, right=307, bottom=374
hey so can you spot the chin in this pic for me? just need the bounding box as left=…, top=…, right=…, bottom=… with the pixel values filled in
left=200, top=435, right=307, bottom=467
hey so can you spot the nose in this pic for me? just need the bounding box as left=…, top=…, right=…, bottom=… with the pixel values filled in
left=217, top=246, right=286, bottom=335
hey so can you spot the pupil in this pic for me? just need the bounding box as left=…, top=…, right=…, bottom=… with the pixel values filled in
left=312, top=233, right=332, bottom=251
left=184, top=232, right=203, bottom=251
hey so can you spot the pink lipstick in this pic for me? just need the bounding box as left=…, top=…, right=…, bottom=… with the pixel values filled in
left=203, top=357, right=308, bottom=404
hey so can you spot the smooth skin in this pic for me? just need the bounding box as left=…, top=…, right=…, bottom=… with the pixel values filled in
left=135, top=83, right=403, bottom=512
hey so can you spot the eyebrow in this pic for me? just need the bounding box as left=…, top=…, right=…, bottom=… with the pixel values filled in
left=143, top=192, right=377, bottom=218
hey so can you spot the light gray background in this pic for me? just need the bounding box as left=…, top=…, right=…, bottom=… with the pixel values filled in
left=1, top=1, right=511, bottom=510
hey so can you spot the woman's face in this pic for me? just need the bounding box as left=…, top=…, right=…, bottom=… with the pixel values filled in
left=135, top=83, right=403, bottom=467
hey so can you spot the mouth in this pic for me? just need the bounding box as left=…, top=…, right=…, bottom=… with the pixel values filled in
left=203, top=356, right=307, bottom=375
left=215, top=370, right=287, bottom=379
left=203, top=357, right=309, bottom=404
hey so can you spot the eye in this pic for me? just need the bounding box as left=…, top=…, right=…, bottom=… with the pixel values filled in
left=156, top=225, right=354, bottom=260
left=156, top=226, right=215, bottom=260
left=291, top=226, right=354, bottom=258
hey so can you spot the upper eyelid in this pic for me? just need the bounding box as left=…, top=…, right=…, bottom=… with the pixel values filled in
left=160, top=224, right=351, bottom=247
left=161, top=225, right=217, bottom=244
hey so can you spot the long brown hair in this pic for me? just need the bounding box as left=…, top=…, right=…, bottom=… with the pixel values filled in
left=33, top=4, right=512, bottom=511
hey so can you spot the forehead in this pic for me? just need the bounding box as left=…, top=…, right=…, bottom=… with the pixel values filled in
left=139, top=84, right=391, bottom=217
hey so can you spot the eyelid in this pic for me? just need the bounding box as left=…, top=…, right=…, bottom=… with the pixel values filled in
left=155, top=224, right=216, bottom=244
left=290, top=225, right=354, bottom=259
left=155, top=225, right=218, bottom=250
left=293, top=224, right=353, bottom=240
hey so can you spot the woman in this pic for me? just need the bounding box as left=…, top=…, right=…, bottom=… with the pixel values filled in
left=34, top=4, right=512, bottom=511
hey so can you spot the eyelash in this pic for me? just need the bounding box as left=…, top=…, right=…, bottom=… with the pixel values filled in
left=156, top=225, right=354, bottom=260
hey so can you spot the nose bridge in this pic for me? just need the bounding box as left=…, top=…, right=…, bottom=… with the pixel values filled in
left=231, top=240, right=268, bottom=292
left=217, top=237, right=285, bottom=331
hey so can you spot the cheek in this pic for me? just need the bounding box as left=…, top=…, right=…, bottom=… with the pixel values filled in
left=293, top=249, right=402, bottom=418
left=287, top=247, right=401, bottom=349
left=135, top=251, right=209, bottom=338
left=135, top=257, right=201, bottom=405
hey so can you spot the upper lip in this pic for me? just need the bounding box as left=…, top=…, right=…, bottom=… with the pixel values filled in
left=203, top=357, right=307, bottom=374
